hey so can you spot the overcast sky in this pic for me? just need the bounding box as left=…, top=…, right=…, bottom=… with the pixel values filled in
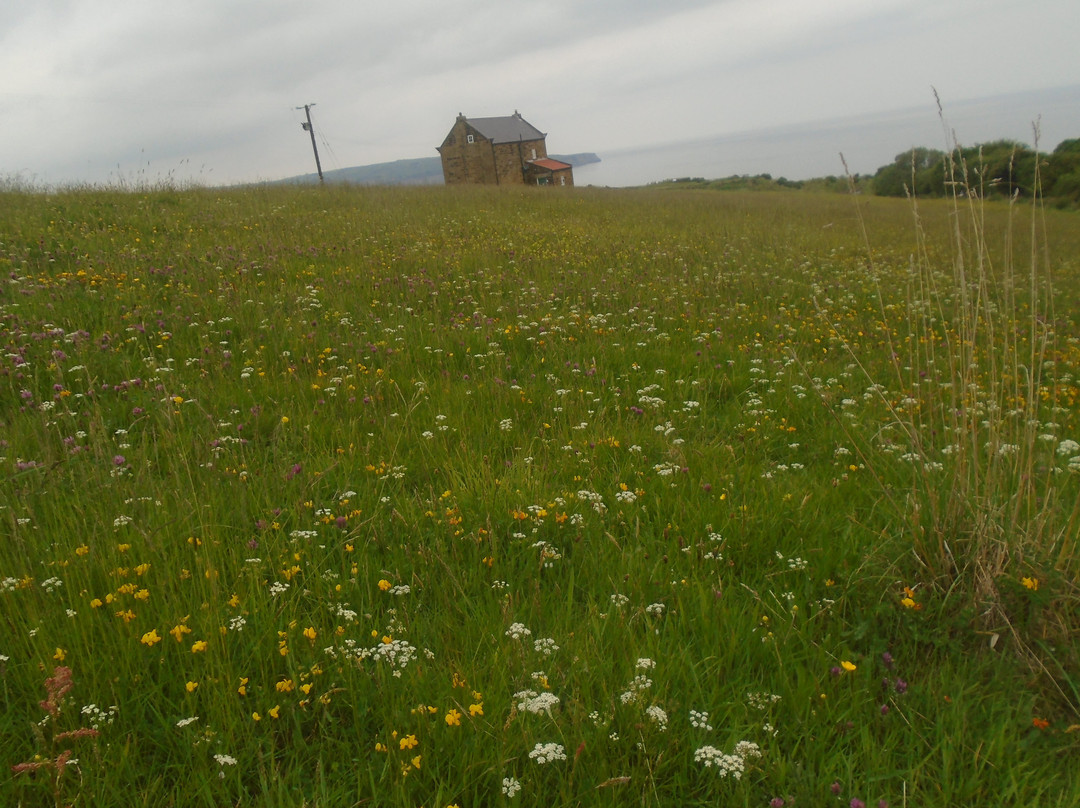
left=3, top=0, right=1079, bottom=187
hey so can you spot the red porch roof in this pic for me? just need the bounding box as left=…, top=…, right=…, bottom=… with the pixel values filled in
left=529, top=158, right=572, bottom=171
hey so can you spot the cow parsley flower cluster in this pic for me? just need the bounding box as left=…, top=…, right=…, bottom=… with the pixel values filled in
left=689, top=709, right=713, bottom=731
left=620, top=673, right=653, bottom=704
left=1057, top=438, right=1080, bottom=456
left=80, top=703, right=119, bottom=730
left=514, top=690, right=561, bottom=715
left=528, top=742, right=567, bottom=764
left=506, top=622, right=532, bottom=640
left=694, top=741, right=761, bottom=779
left=645, top=704, right=669, bottom=731
left=746, top=691, right=781, bottom=710
left=362, top=638, right=417, bottom=676
left=533, top=637, right=558, bottom=656
left=576, top=489, right=606, bottom=514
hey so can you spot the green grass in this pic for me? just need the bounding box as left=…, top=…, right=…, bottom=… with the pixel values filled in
left=2, top=184, right=1079, bottom=807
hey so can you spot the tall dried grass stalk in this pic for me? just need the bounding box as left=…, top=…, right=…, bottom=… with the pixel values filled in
left=836, top=104, right=1078, bottom=614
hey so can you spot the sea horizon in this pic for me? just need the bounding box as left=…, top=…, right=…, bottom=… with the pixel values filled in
left=573, top=84, right=1080, bottom=188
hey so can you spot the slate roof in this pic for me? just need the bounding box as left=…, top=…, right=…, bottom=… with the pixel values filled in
left=466, top=114, right=545, bottom=144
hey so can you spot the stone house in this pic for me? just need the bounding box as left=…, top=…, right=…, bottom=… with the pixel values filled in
left=437, top=112, right=574, bottom=187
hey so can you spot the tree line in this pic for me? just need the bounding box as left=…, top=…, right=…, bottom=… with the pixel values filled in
left=871, top=138, right=1080, bottom=206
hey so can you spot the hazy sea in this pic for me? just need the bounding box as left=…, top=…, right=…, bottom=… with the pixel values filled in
left=573, top=85, right=1080, bottom=188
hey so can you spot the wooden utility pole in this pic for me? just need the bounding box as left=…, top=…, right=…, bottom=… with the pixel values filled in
left=297, top=103, right=324, bottom=183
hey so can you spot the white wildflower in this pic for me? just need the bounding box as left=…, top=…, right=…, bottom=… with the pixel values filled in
left=514, top=690, right=561, bottom=715
left=689, top=709, right=713, bottom=731
left=501, top=776, right=521, bottom=797
left=646, top=704, right=669, bottom=731
left=534, top=637, right=559, bottom=656
left=528, top=742, right=567, bottom=764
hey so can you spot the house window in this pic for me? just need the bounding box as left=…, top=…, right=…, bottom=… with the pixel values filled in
left=467, top=134, right=474, bottom=144
left=531, top=148, right=537, bottom=160
left=560, top=175, right=566, bottom=186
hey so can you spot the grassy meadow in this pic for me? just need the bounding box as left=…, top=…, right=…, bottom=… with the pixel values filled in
left=2, top=182, right=1079, bottom=807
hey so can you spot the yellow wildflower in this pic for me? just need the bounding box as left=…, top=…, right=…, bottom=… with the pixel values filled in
left=191, top=640, right=208, bottom=653
left=140, top=629, right=162, bottom=646
left=268, top=705, right=280, bottom=719
left=445, top=709, right=462, bottom=726
left=186, top=681, right=198, bottom=692
left=840, top=660, right=857, bottom=672
left=399, top=734, right=418, bottom=750
left=1022, top=576, right=1039, bottom=591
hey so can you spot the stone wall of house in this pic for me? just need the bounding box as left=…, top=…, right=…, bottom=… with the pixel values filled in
left=550, top=166, right=573, bottom=187
left=490, top=139, right=546, bottom=185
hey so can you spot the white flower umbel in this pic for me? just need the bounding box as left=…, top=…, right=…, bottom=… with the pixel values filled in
left=645, top=705, right=669, bottom=731
left=694, top=740, right=762, bottom=780
left=514, top=690, right=561, bottom=715
left=689, top=709, right=713, bottom=731
left=693, top=746, right=745, bottom=779
left=533, top=637, right=559, bottom=656
left=505, top=622, right=532, bottom=640
left=528, top=742, right=567, bottom=764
